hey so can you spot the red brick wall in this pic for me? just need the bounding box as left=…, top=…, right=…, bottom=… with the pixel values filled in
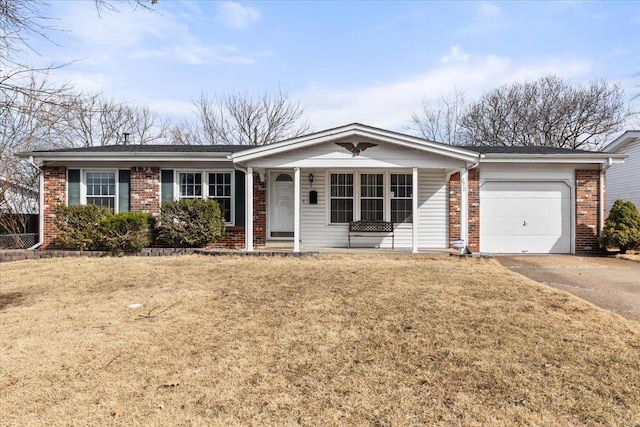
left=253, top=173, right=267, bottom=247
left=130, top=167, right=160, bottom=214
left=207, top=172, right=266, bottom=249
left=467, top=168, right=480, bottom=252
left=42, top=166, right=67, bottom=249
left=448, top=169, right=479, bottom=252
left=448, top=172, right=461, bottom=249
left=576, top=169, right=601, bottom=254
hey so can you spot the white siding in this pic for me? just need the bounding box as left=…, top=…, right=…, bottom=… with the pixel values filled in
left=297, top=169, right=448, bottom=249
left=606, top=139, right=640, bottom=213
left=249, top=139, right=466, bottom=169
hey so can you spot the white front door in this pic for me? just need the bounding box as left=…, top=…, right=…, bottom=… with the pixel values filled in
left=269, top=172, right=294, bottom=238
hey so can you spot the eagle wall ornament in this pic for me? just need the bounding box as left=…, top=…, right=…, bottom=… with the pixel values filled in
left=335, top=142, right=378, bottom=157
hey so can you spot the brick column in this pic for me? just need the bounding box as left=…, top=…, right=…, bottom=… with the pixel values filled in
left=130, top=167, right=160, bottom=214
left=42, top=166, right=67, bottom=249
left=253, top=173, right=267, bottom=247
left=576, top=169, right=601, bottom=254
left=448, top=172, right=461, bottom=249
left=467, top=168, right=480, bottom=252
left=448, top=169, right=480, bottom=252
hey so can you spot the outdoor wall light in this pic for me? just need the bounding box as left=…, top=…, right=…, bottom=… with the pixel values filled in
left=308, top=173, right=314, bottom=185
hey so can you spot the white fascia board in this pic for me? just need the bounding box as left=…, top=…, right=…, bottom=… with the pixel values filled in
left=602, top=130, right=640, bottom=153
left=18, top=151, right=233, bottom=163
left=479, top=153, right=627, bottom=164
left=232, top=124, right=479, bottom=163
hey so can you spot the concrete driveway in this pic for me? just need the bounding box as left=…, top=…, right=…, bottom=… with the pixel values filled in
left=496, top=255, right=640, bottom=322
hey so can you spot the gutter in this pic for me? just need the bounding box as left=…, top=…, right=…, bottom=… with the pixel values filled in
left=27, top=156, right=43, bottom=250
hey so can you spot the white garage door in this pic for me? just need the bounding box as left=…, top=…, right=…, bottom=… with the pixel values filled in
left=480, top=181, right=571, bottom=254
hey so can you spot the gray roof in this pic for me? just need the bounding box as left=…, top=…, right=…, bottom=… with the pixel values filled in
left=471, top=145, right=595, bottom=154
left=28, top=144, right=248, bottom=154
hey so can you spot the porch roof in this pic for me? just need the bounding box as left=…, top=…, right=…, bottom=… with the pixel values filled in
left=230, top=123, right=481, bottom=164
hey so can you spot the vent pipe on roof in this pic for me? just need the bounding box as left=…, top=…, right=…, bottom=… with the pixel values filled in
left=123, top=132, right=131, bottom=145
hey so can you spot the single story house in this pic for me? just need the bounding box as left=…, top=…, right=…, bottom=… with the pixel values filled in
left=603, top=130, right=640, bottom=213
left=21, top=123, right=626, bottom=254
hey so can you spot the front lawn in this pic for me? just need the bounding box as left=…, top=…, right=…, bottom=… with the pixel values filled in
left=1, top=255, right=638, bottom=426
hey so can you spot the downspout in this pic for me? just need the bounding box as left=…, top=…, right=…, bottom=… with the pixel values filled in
left=458, top=154, right=483, bottom=254
left=27, top=156, right=43, bottom=250
left=599, top=158, right=613, bottom=232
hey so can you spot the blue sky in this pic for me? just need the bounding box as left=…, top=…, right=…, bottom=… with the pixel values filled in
left=25, top=0, right=640, bottom=133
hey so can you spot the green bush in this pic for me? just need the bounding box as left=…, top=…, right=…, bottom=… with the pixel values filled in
left=100, top=212, right=155, bottom=253
left=54, top=204, right=111, bottom=250
left=54, top=205, right=154, bottom=252
left=599, top=199, right=640, bottom=254
left=155, top=199, right=226, bottom=247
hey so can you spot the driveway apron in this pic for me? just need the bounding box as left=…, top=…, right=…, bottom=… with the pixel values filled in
left=496, top=255, right=640, bottom=322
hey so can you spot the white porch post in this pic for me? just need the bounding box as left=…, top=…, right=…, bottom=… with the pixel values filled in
left=294, top=167, right=301, bottom=253
left=460, top=168, right=468, bottom=248
left=246, top=167, right=254, bottom=252
left=412, top=167, right=419, bottom=253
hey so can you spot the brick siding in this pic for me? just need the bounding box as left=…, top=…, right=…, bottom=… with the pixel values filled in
left=448, top=169, right=479, bottom=252
left=42, top=166, right=66, bottom=249
left=130, top=167, right=160, bottom=214
left=575, top=169, right=602, bottom=254
left=448, top=172, right=461, bottom=249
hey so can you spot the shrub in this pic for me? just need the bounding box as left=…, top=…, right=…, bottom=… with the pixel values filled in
left=54, top=204, right=111, bottom=250
left=599, top=199, right=640, bottom=254
left=100, top=212, right=155, bottom=253
left=155, top=199, right=225, bottom=247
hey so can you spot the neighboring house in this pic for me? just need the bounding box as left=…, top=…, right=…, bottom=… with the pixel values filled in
left=21, top=123, right=626, bottom=254
left=0, top=177, right=39, bottom=235
left=603, top=130, right=640, bottom=213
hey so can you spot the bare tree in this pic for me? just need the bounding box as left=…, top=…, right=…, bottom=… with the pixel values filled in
left=58, top=95, right=169, bottom=146
left=1, top=0, right=157, bottom=111
left=409, top=89, right=467, bottom=144
left=188, top=90, right=313, bottom=145
left=459, top=75, right=629, bottom=150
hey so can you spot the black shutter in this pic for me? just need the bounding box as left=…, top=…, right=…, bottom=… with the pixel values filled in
left=234, top=170, right=245, bottom=226
left=161, top=170, right=174, bottom=204
left=67, top=169, right=81, bottom=205
left=118, top=169, right=130, bottom=212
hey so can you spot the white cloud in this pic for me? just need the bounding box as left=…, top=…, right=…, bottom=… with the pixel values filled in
left=441, top=45, right=470, bottom=64
left=479, top=2, right=503, bottom=18
left=299, top=54, right=593, bottom=133
left=216, top=2, right=261, bottom=30
left=459, top=1, right=509, bottom=35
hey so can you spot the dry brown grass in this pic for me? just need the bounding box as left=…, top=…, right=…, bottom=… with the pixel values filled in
left=618, top=250, right=640, bottom=263
left=1, top=255, right=639, bottom=426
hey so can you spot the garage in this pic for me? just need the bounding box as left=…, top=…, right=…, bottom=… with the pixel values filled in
left=480, top=181, right=571, bottom=254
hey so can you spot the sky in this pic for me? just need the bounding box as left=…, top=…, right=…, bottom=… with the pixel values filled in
left=22, top=0, right=640, bottom=135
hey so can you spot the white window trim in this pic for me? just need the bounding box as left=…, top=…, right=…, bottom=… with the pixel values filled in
left=390, top=172, right=414, bottom=224
left=173, top=169, right=235, bottom=226
left=81, top=169, right=120, bottom=213
left=326, top=170, right=413, bottom=225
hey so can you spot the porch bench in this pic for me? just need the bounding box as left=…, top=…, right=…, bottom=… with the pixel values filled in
left=348, top=220, right=394, bottom=249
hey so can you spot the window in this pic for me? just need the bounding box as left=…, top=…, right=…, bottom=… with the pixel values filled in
left=178, top=172, right=202, bottom=199
left=360, top=173, right=383, bottom=221
left=86, top=171, right=116, bottom=211
left=330, top=173, right=353, bottom=223
left=208, top=172, right=232, bottom=222
left=174, top=170, right=234, bottom=224
left=391, top=173, right=413, bottom=223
